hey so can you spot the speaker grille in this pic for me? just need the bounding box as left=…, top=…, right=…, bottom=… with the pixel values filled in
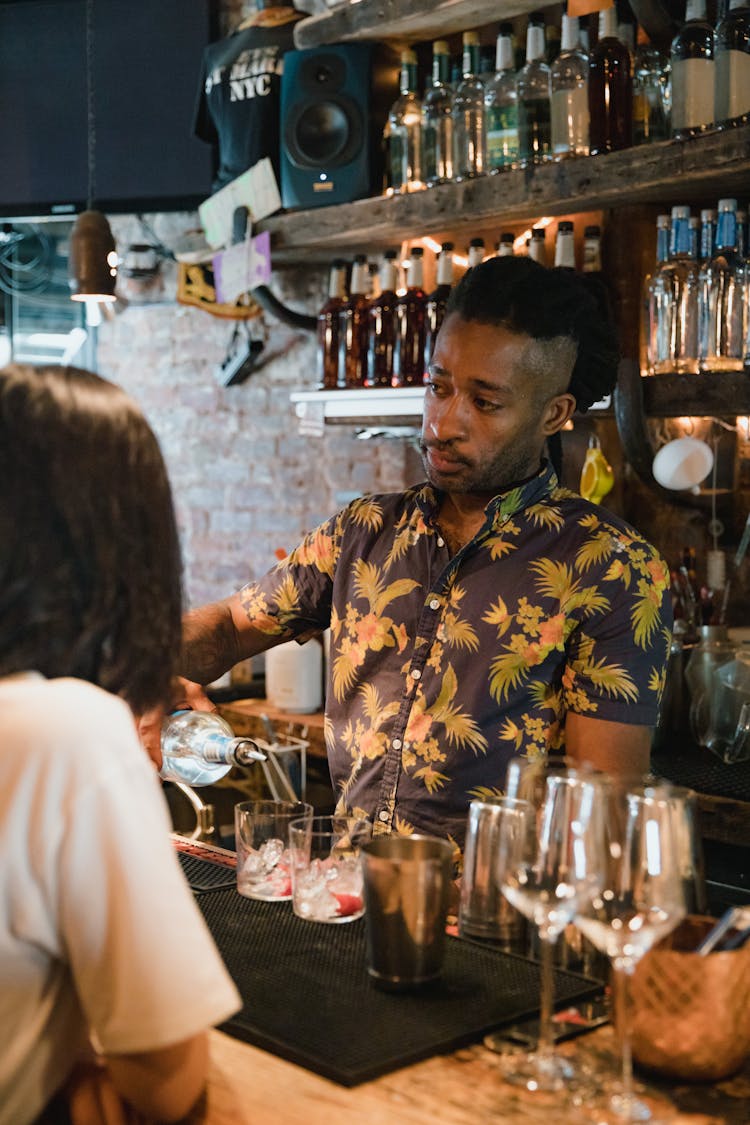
left=284, top=95, right=363, bottom=169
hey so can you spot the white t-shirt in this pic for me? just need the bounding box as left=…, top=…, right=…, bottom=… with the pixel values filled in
left=0, top=673, right=241, bottom=1125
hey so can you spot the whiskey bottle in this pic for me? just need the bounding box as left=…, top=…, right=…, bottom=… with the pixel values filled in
left=671, top=0, right=715, bottom=139
left=497, top=232, right=516, bottom=256
left=528, top=226, right=548, bottom=265
left=699, top=197, right=746, bottom=372
left=588, top=4, right=633, bottom=154
left=339, top=254, right=370, bottom=388
left=485, top=26, right=519, bottom=171
left=388, top=49, right=424, bottom=193
left=424, top=242, right=455, bottom=370
left=550, top=13, right=590, bottom=159
left=581, top=223, right=613, bottom=322
left=467, top=237, right=486, bottom=268
left=453, top=31, right=487, bottom=179
left=366, top=249, right=399, bottom=388
left=715, top=0, right=750, bottom=127
left=394, top=246, right=427, bottom=386
left=651, top=205, right=700, bottom=375
left=422, top=40, right=455, bottom=186
left=516, top=14, right=552, bottom=166
left=316, top=258, right=348, bottom=390
left=554, top=220, right=576, bottom=270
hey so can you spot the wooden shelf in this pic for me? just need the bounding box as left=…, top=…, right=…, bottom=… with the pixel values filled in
left=259, top=126, right=750, bottom=261
left=293, top=0, right=542, bottom=48
left=641, top=371, right=750, bottom=417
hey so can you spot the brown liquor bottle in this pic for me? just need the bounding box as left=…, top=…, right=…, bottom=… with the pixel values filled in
left=394, top=246, right=427, bottom=386
left=366, top=249, right=399, bottom=387
left=339, top=254, right=369, bottom=388
left=588, top=5, right=633, bottom=154
left=316, top=258, right=347, bottom=389
left=424, top=242, right=454, bottom=372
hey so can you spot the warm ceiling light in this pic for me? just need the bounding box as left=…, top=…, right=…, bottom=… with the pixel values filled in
left=69, top=211, right=117, bottom=302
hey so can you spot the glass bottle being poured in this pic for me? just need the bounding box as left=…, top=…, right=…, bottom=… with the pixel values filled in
left=160, top=710, right=266, bottom=786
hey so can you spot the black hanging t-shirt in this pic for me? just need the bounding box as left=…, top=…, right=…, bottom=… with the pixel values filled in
left=193, top=7, right=303, bottom=191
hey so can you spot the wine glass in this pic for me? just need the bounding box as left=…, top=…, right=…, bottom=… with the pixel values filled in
left=491, top=757, right=607, bottom=1092
left=572, top=783, right=689, bottom=1121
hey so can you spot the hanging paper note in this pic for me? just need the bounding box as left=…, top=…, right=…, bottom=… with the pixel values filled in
left=213, top=232, right=272, bottom=304
left=199, top=158, right=281, bottom=248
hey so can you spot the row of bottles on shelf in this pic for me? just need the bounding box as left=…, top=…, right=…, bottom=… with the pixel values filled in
left=387, top=0, right=750, bottom=191
left=643, top=196, right=750, bottom=376
left=316, top=224, right=605, bottom=391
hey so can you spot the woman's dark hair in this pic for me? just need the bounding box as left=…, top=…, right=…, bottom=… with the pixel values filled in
left=444, top=254, right=619, bottom=414
left=0, top=364, right=182, bottom=714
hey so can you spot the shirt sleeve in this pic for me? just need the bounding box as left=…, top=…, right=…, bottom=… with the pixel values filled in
left=561, top=538, right=673, bottom=727
left=55, top=699, right=241, bottom=1054
left=192, top=49, right=217, bottom=145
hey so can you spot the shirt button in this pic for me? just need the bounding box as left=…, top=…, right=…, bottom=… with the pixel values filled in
left=437, top=537, right=445, bottom=547
left=392, top=738, right=402, bottom=749
left=410, top=668, right=421, bottom=680
left=379, top=811, right=389, bottom=823
left=429, top=598, right=440, bottom=610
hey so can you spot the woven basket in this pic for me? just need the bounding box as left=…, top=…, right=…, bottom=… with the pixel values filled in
left=631, top=916, right=750, bottom=1081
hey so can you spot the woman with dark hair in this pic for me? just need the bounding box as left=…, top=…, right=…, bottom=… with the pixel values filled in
left=0, top=365, right=240, bottom=1124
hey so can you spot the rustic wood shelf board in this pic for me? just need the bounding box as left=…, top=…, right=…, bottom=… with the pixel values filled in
left=293, top=0, right=544, bottom=48
left=641, top=371, right=750, bottom=416
left=259, top=127, right=750, bottom=259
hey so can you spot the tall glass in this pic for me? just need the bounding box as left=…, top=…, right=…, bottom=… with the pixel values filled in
left=495, top=758, right=606, bottom=1091
left=573, top=785, right=688, bottom=1120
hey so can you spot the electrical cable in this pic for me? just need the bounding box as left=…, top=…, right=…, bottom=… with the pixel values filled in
left=251, top=283, right=317, bottom=332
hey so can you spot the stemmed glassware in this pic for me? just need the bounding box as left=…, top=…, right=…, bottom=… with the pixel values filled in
left=572, top=783, right=689, bottom=1121
left=492, top=756, right=607, bottom=1092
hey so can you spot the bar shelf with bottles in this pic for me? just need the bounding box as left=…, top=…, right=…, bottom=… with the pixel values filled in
left=261, top=2, right=750, bottom=260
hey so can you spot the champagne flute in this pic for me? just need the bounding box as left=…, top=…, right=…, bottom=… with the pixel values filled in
left=573, top=784, right=689, bottom=1121
left=491, top=757, right=607, bottom=1092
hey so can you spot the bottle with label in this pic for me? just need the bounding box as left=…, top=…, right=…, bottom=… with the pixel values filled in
left=424, top=242, right=454, bottom=371
left=394, top=246, right=427, bottom=386
left=453, top=31, right=487, bottom=178
left=388, top=49, right=424, bottom=193
left=517, top=15, right=552, bottom=166
left=528, top=226, right=548, bottom=265
left=316, top=258, right=348, bottom=390
left=554, top=220, right=577, bottom=270
left=699, top=197, right=746, bottom=372
left=497, top=232, right=516, bottom=256
left=671, top=0, right=715, bottom=139
left=550, top=13, right=590, bottom=158
left=160, top=710, right=266, bottom=787
left=589, top=5, right=633, bottom=154
left=339, top=254, right=370, bottom=388
left=633, top=25, right=671, bottom=143
left=366, top=249, right=399, bottom=388
left=651, top=205, right=701, bottom=375
left=485, top=26, right=519, bottom=171
left=644, top=214, right=672, bottom=374
left=422, top=40, right=455, bottom=186
left=467, top=237, right=486, bottom=268
left=715, top=0, right=750, bottom=126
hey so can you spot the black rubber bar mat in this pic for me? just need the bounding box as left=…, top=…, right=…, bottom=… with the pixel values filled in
left=652, top=747, right=750, bottom=802
left=178, top=851, right=237, bottom=894
left=198, top=887, right=603, bottom=1087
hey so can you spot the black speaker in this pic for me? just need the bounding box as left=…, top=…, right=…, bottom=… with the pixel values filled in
left=280, top=43, right=399, bottom=210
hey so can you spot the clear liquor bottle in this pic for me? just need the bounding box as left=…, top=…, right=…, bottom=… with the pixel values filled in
left=422, top=40, right=455, bottom=186
left=517, top=15, right=552, bottom=166
left=550, top=13, right=590, bottom=158
left=388, top=49, right=424, bottom=193
left=715, top=0, right=750, bottom=127
left=453, top=31, right=487, bottom=178
left=339, top=254, right=370, bottom=388
left=528, top=226, right=548, bottom=265
left=588, top=4, right=633, bottom=154
left=651, top=205, right=700, bottom=375
left=554, top=220, right=576, bottom=270
left=316, top=258, right=348, bottom=390
left=424, top=242, right=455, bottom=370
left=485, top=27, right=519, bottom=171
left=394, top=246, right=427, bottom=386
left=643, top=214, right=672, bottom=374
left=160, top=711, right=265, bottom=787
left=366, top=249, right=399, bottom=388
left=497, top=231, right=516, bottom=256
left=467, top=237, right=486, bottom=268
left=699, top=197, right=747, bottom=372
left=633, top=25, right=671, bottom=143
left=671, top=0, right=715, bottom=139
left=699, top=207, right=717, bottom=264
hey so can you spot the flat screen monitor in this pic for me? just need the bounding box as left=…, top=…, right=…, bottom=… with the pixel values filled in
left=0, top=0, right=217, bottom=219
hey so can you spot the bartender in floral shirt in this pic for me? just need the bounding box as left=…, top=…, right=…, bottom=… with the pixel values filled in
left=163, top=256, right=672, bottom=852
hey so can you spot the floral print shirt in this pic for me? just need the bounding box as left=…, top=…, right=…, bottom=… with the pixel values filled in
left=240, top=463, right=672, bottom=854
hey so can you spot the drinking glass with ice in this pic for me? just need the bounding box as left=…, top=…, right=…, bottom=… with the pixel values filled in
left=235, top=799, right=313, bottom=901
left=289, top=815, right=372, bottom=923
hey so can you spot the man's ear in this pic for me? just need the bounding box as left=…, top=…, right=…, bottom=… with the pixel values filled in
left=542, top=393, right=576, bottom=435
